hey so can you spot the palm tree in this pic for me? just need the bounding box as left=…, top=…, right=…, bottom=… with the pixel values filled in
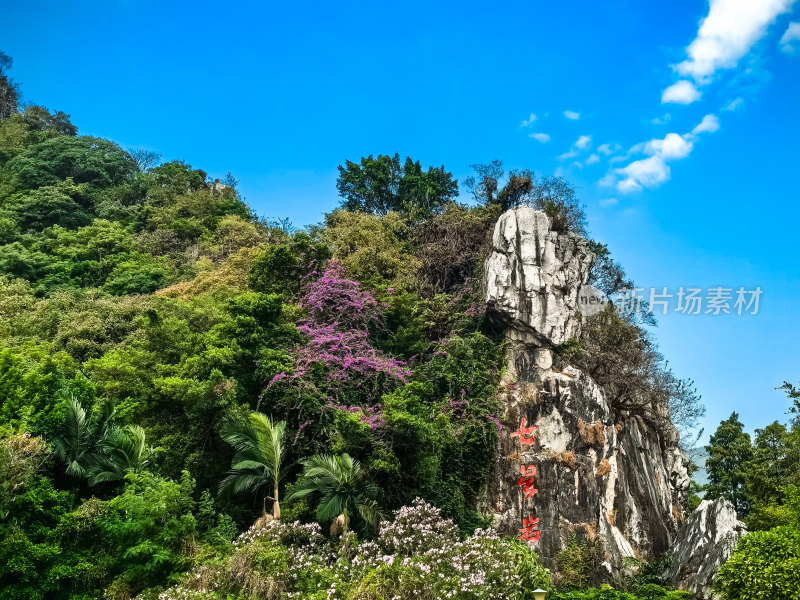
left=88, top=425, right=159, bottom=486
left=219, top=412, right=286, bottom=519
left=51, top=394, right=116, bottom=481
left=287, top=453, right=380, bottom=534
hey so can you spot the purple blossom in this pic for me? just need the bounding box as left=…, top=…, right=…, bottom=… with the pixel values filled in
left=482, top=413, right=503, bottom=432
left=282, top=262, right=412, bottom=401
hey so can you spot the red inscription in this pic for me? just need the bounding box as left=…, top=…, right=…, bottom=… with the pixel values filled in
left=510, top=417, right=537, bottom=445
left=516, top=464, right=539, bottom=499
left=518, top=515, right=540, bottom=545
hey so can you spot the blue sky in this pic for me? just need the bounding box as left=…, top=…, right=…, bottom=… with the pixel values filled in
left=5, top=0, right=800, bottom=444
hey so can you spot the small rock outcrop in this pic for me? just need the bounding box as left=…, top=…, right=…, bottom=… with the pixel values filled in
left=482, top=207, right=690, bottom=582
left=664, top=498, right=746, bottom=599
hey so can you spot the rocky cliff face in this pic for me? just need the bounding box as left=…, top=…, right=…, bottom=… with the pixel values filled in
left=663, top=498, right=746, bottom=599
left=481, top=207, right=690, bottom=582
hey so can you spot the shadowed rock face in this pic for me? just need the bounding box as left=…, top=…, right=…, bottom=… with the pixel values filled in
left=663, top=498, right=746, bottom=600
left=482, top=207, right=689, bottom=583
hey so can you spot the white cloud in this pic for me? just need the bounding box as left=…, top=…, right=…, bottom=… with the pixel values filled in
left=570, top=161, right=584, bottom=170
left=610, top=121, right=721, bottom=192
left=558, top=148, right=579, bottom=161
left=597, top=143, right=620, bottom=156
left=586, top=154, right=600, bottom=165
left=599, top=197, right=619, bottom=207
left=676, top=0, right=795, bottom=83
left=652, top=113, right=672, bottom=125
left=722, top=97, right=744, bottom=111
left=557, top=135, right=593, bottom=160
left=617, top=156, right=671, bottom=192
left=529, top=132, right=551, bottom=143
left=662, top=80, right=701, bottom=104
left=780, top=21, right=800, bottom=52
left=643, top=132, right=695, bottom=160
left=692, top=114, right=720, bottom=134
left=563, top=110, right=581, bottom=120
left=521, top=113, right=537, bottom=127
left=598, top=173, right=617, bottom=187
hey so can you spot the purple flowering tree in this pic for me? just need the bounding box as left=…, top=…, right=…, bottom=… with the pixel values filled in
left=272, top=262, right=411, bottom=412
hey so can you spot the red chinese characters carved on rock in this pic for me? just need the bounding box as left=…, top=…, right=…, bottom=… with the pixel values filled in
left=510, top=417, right=537, bottom=445
left=517, top=464, right=538, bottom=499
left=509, top=418, right=542, bottom=546
left=518, top=515, right=540, bottom=545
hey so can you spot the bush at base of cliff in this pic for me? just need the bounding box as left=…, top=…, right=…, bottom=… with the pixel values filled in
left=555, top=537, right=604, bottom=590
left=713, top=526, right=800, bottom=600
left=152, top=498, right=550, bottom=600
left=550, top=586, right=689, bottom=600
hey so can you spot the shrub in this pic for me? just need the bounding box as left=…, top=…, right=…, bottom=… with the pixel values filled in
left=713, top=526, right=800, bottom=600
left=155, top=499, right=550, bottom=600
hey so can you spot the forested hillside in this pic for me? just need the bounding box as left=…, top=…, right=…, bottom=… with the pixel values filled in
left=6, top=50, right=797, bottom=600
left=0, top=60, right=543, bottom=598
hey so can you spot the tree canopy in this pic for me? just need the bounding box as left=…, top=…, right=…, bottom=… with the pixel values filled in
left=336, top=153, right=458, bottom=218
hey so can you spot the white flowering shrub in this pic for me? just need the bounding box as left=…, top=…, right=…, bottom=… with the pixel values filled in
left=150, top=499, right=550, bottom=600
left=376, top=497, right=461, bottom=556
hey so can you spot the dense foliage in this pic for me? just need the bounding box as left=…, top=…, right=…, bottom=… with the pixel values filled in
left=0, top=57, right=708, bottom=599
left=705, top=386, right=800, bottom=599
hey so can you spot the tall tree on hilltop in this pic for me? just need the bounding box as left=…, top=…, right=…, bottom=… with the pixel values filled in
left=0, top=51, right=19, bottom=120
left=336, top=153, right=457, bottom=218
left=705, top=411, right=753, bottom=516
left=464, top=160, right=587, bottom=235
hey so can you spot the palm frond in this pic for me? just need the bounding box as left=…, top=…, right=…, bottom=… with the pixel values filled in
left=316, top=493, right=345, bottom=523
left=356, top=500, right=381, bottom=530
left=219, top=411, right=287, bottom=505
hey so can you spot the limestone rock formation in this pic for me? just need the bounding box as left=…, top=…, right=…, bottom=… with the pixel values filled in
left=484, top=207, right=592, bottom=346
left=663, top=498, right=746, bottom=599
left=481, top=207, right=690, bottom=582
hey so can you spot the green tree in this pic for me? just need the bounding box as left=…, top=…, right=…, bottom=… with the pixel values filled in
left=705, top=412, right=753, bottom=516
left=18, top=105, right=77, bottom=139
left=714, top=526, right=800, bottom=600
left=288, top=453, right=379, bottom=533
left=0, top=179, right=91, bottom=233
left=219, top=412, right=286, bottom=519
left=0, top=432, right=49, bottom=519
left=50, top=395, right=115, bottom=482
left=99, top=470, right=199, bottom=596
left=336, top=153, right=457, bottom=217
left=464, top=160, right=504, bottom=206
left=779, top=381, right=800, bottom=426
left=464, top=161, right=587, bottom=234
left=0, top=51, right=19, bottom=120
left=88, top=425, right=159, bottom=486
left=3, top=135, right=137, bottom=194
left=248, top=231, right=330, bottom=297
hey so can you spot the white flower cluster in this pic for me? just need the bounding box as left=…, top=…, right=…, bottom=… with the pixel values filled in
left=151, top=499, right=548, bottom=600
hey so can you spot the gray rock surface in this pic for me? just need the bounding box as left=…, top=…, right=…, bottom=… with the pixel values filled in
left=484, top=207, right=593, bottom=346
left=663, top=498, right=746, bottom=599
left=481, top=207, right=690, bottom=583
